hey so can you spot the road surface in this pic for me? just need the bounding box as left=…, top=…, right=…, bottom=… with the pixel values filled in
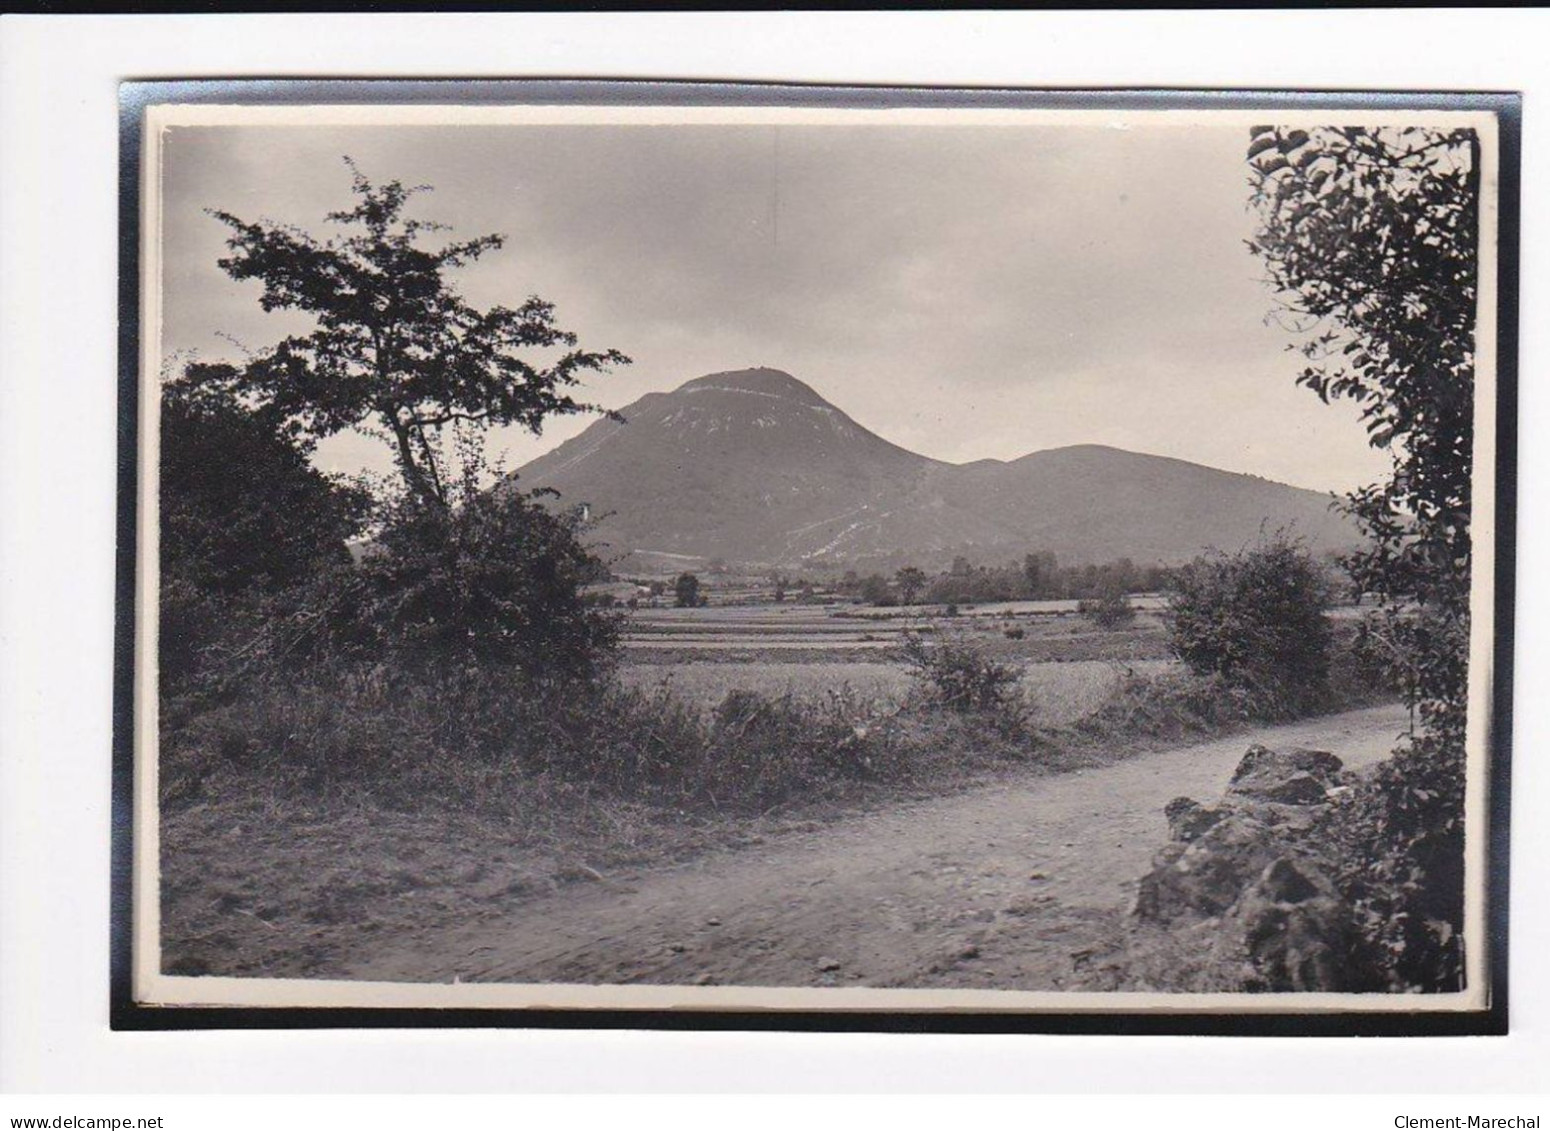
left=340, top=704, right=1410, bottom=990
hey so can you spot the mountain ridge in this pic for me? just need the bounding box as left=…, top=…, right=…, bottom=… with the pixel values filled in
left=517, top=368, right=1356, bottom=572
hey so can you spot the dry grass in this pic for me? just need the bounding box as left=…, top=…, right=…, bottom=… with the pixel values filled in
left=619, top=658, right=1177, bottom=728
left=157, top=600, right=1395, bottom=983
left=156, top=658, right=1270, bottom=981
left=619, top=661, right=912, bottom=712
left=159, top=781, right=789, bottom=979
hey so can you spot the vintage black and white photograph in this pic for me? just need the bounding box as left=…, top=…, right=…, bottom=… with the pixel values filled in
left=129, top=94, right=1507, bottom=1017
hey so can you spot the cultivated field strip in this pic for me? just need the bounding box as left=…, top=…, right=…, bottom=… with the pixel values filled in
left=624, top=603, right=908, bottom=655
left=622, top=639, right=900, bottom=651
left=626, top=624, right=906, bottom=636
left=620, top=658, right=1178, bottom=726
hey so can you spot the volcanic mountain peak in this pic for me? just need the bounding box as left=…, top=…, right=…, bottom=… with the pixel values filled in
left=603, top=365, right=918, bottom=460
left=676, top=367, right=828, bottom=407
left=517, top=367, right=1359, bottom=570
left=1008, top=443, right=1180, bottom=468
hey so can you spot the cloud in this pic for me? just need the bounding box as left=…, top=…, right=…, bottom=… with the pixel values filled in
left=158, top=117, right=1390, bottom=493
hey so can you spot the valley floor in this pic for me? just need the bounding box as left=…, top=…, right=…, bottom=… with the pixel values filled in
left=162, top=704, right=1408, bottom=993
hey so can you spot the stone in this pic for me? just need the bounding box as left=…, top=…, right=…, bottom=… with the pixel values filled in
left=1243, top=801, right=1323, bottom=832
left=1124, top=743, right=1378, bottom=992
left=1256, top=856, right=1328, bottom=904
left=1227, top=745, right=1344, bottom=804
left=1240, top=771, right=1330, bottom=806
left=1164, top=796, right=1229, bottom=842
left=1133, top=815, right=1288, bottom=923
left=1229, top=856, right=1358, bottom=992
left=817, top=956, right=842, bottom=972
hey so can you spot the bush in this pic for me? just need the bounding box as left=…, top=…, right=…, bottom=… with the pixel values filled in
left=1078, top=587, right=1135, bottom=629
left=674, top=572, right=701, bottom=608
left=899, top=630, right=1023, bottom=720
left=696, top=689, right=877, bottom=809
left=1075, top=668, right=1270, bottom=743
left=164, top=657, right=1064, bottom=826
left=1326, top=618, right=1402, bottom=711
left=159, top=385, right=370, bottom=691
left=318, top=488, right=619, bottom=681
left=1313, top=732, right=1466, bottom=993
left=1165, top=532, right=1333, bottom=718
left=859, top=574, right=895, bottom=606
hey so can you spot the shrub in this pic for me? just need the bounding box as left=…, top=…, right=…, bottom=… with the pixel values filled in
left=674, top=572, right=701, bottom=608
left=900, top=630, right=1023, bottom=719
left=1320, top=733, right=1466, bottom=992
left=321, top=488, right=620, bottom=681
left=859, top=574, right=895, bottom=606
left=1078, top=587, right=1135, bottom=629
left=1165, top=531, right=1333, bottom=718
left=1326, top=618, right=1401, bottom=711
left=695, top=690, right=876, bottom=809
left=1075, top=668, right=1269, bottom=742
left=159, top=384, right=370, bottom=692
left=1247, top=128, right=1475, bottom=991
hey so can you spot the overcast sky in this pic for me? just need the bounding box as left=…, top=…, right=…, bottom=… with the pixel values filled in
left=159, top=117, right=1392, bottom=494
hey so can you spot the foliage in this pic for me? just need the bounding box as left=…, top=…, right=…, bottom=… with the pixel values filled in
left=1325, top=618, right=1404, bottom=712
left=172, top=159, right=629, bottom=510
left=165, top=644, right=1287, bottom=836
left=699, top=689, right=879, bottom=810
left=326, top=484, right=621, bottom=680
left=161, top=383, right=371, bottom=595
left=1078, top=583, right=1136, bottom=629
left=923, top=553, right=1159, bottom=607
left=1074, top=668, right=1269, bottom=742
left=1023, top=551, right=1058, bottom=597
left=171, top=649, right=1058, bottom=827
left=160, top=160, right=636, bottom=696
left=674, top=572, right=701, bottom=608
left=899, top=630, right=1024, bottom=719
left=1165, top=532, right=1333, bottom=718
left=858, top=573, right=895, bottom=606
left=1321, top=734, right=1467, bottom=991
left=159, top=383, right=370, bottom=690
left=1247, top=125, right=1477, bottom=746
left=893, top=566, right=927, bottom=604
left=1248, top=125, right=1480, bottom=991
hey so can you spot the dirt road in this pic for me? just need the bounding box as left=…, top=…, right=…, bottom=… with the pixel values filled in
left=342, top=704, right=1409, bottom=990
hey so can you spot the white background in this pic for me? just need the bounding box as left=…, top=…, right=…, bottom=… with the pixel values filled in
left=1, top=10, right=1546, bottom=1096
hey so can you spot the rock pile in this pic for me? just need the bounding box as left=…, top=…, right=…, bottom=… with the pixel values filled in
left=1134, top=744, right=1367, bottom=992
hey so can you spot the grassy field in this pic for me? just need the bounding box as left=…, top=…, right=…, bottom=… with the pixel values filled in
left=618, top=600, right=1177, bottom=727
left=618, top=658, right=1178, bottom=728
left=620, top=600, right=1174, bottom=668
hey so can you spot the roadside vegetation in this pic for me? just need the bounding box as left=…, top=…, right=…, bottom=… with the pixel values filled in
left=1067, top=125, right=1481, bottom=995
left=157, top=155, right=1438, bottom=988
left=162, top=501, right=1392, bottom=979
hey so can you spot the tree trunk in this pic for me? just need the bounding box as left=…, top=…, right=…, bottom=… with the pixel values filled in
left=389, top=416, right=441, bottom=509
